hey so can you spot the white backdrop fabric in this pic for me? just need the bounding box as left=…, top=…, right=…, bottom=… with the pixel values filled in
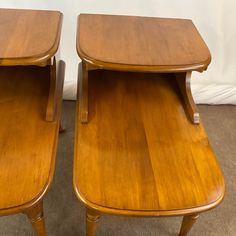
left=1, top=0, right=236, bottom=104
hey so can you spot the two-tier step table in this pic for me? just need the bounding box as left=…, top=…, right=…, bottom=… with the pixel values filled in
left=74, top=14, right=225, bottom=236
left=0, top=8, right=64, bottom=235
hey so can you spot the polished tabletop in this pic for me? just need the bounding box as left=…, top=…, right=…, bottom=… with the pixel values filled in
left=0, top=66, right=63, bottom=215
left=0, top=8, right=62, bottom=65
left=77, top=14, right=211, bottom=72
left=74, top=71, right=224, bottom=216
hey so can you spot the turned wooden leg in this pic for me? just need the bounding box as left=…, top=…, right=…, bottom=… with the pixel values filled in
left=86, top=208, right=101, bottom=236
left=24, top=201, right=46, bottom=236
left=179, top=214, right=199, bottom=236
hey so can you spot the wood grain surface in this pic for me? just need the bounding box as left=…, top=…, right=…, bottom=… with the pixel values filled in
left=0, top=8, right=62, bottom=66
left=0, top=65, right=64, bottom=216
left=74, top=70, right=224, bottom=216
left=77, top=14, right=211, bottom=72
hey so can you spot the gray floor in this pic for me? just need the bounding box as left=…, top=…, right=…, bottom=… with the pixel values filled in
left=0, top=101, right=235, bottom=236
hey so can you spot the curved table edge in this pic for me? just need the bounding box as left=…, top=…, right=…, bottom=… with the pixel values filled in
left=77, top=44, right=211, bottom=73
left=73, top=177, right=225, bottom=217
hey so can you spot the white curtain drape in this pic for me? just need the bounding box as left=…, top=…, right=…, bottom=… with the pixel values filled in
left=1, top=0, right=235, bottom=104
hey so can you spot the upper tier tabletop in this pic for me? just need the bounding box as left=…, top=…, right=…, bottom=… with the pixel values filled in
left=0, top=8, right=62, bottom=66
left=77, top=14, right=211, bottom=72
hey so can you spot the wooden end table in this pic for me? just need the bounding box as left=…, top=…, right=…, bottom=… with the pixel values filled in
left=0, top=8, right=64, bottom=235
left=74, top=14, right=225, bottom=236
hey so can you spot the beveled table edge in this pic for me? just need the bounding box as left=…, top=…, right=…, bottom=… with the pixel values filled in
left=0, top=9, right=63, bottom=66
left=73, top=169, right=225, bottom=217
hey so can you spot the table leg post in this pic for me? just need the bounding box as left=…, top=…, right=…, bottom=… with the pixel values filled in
left=24, top=201, right=46, bottom=236
left=86, top=208, right=101, bottom=236
left=179, top=214, right=199, bottom=236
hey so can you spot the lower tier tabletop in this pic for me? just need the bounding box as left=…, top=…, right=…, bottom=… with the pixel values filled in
left=0, top=66, right=62, bottom=213
left=74, top=70, right=224, bottom=216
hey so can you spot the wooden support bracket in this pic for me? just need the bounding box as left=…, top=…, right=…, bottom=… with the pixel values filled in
left=175, top=71, right=200, bottom=124
left=78, top=61, right=100, bottom=123
left=46, top=57, right=65, bottom=122
left=78, top=61, right=88, bottom=123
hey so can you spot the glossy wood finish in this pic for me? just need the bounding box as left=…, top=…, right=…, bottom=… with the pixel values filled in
left=0, top=8, right=62, bottom=66
left=0, top=65, right=64, bottom=216
left=77, top=14, right=211, bottom=72
left=0, top=8, right=63, bottom=121
left=75, top=14, right=224, bottom=236
left=74, top=71, right=224, bottom=216
left=77, top=14, right=210, bottom=123
left=79, top=63, right=200, bottom=124
left=0, top=9, right=64, bottom=235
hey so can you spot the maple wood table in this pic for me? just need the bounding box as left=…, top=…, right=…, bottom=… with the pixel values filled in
left=0, top=9, right=64, bottom=235
left=74, top=14, right=225, bottom=236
